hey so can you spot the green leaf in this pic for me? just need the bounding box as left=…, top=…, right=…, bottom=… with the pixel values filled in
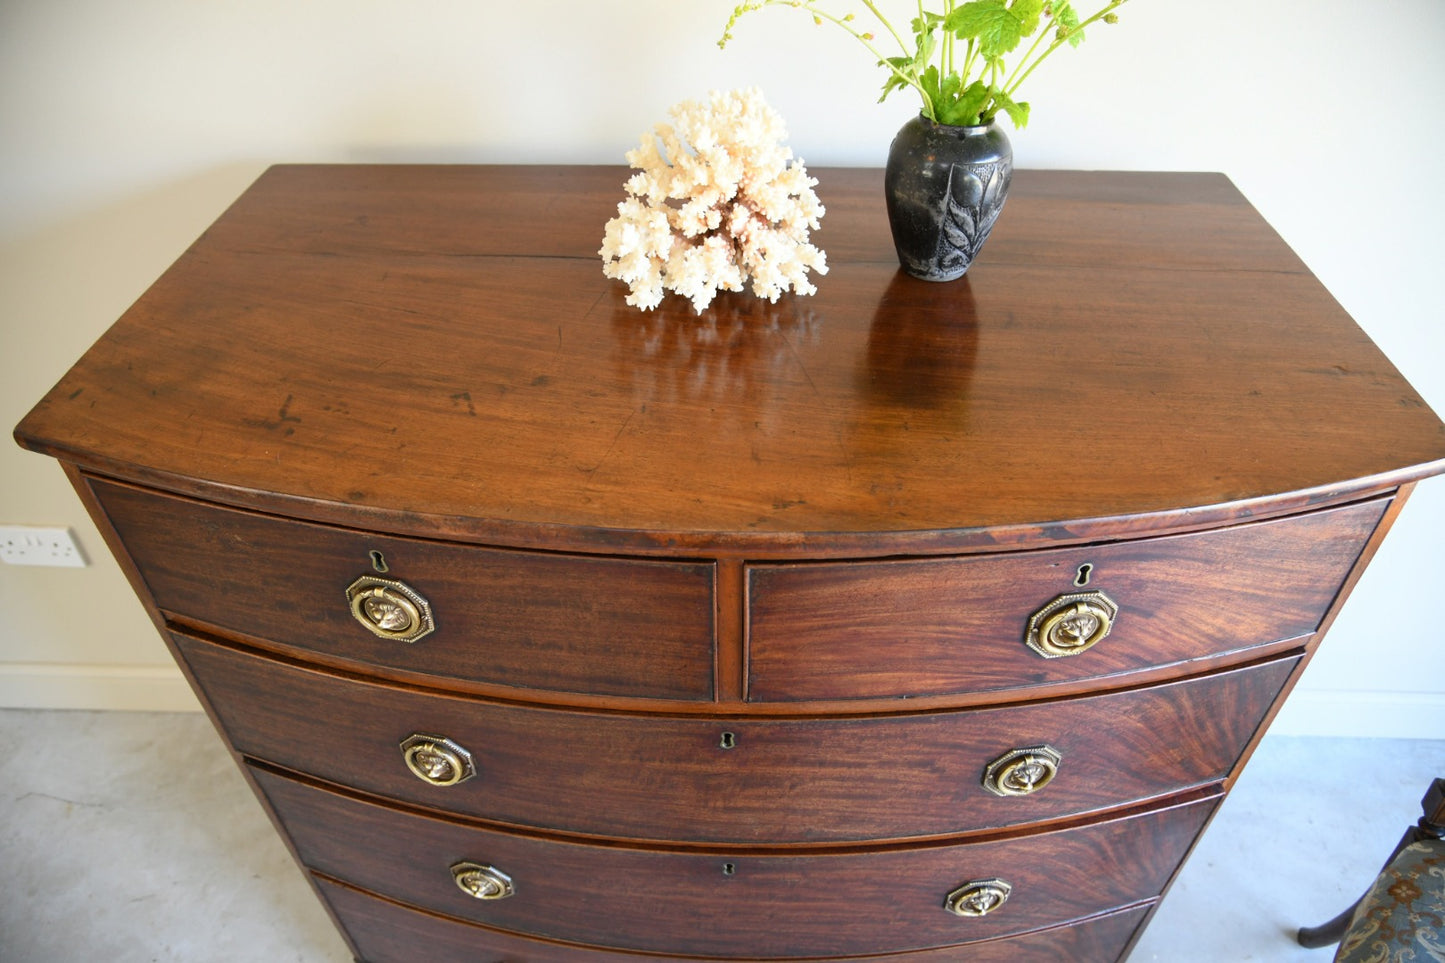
left=878, top=72, right=909, bottom=102
left=1050, top=1, right=1084, bottom=46
left=945, top=0, right=1003, bottom=39
left=937, top=79, right=992, bottom=126
left=946, top=0, right=1044, bottom=57
left=910, top=11, right=944, bottom=34
left=939, top=70, right=963, bottom=104
left=993, top=87, right=1032, bottom=127
left=878, top=55, right=915, bottom=102
left=918, top=63, right=943, bottom=113
left=913, top=28, right=937, bottom=68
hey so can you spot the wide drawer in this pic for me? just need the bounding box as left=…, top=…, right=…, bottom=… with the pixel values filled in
left=177, top=631, right=1293, bottom=844
left=317, top=876, right=1151, bottom=963
left=259, top=766, right=1209, bottom=958
left=747, top=498, right=1385, bottom=702
left=89, top=476, right=716, bottom=700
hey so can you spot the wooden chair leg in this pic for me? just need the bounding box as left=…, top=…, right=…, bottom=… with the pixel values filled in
left=1296, top=778, right=1445, bottom=949
left=1297, top=902, right=1362, bottom=949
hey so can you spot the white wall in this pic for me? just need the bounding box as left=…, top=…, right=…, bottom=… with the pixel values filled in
left=2, top=0, right=1442, bottom=732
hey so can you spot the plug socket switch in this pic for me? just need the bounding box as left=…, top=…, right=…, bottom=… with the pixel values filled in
left=0, top=526, right=88, bottom=567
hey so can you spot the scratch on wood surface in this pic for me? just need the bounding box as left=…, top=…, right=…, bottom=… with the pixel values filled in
left=581, top=408, right=638, bottom=484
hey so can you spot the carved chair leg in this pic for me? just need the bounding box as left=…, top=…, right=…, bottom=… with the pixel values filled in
left=1296, top=778, right=1445, bottom=949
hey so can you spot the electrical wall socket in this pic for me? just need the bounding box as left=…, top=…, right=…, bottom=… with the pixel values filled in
left=0, top=525, right=88, bottom=567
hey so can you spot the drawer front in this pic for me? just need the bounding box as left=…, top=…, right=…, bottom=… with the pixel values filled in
left=748, top=498, right=1384, bottom=702
left=262, top=766, right=1208, bottom=958
left=318, top=876, right=1151, bottom=963
left=91, top=477, right=716, bottom=700
left=178, top=631, right=1292, bottom=844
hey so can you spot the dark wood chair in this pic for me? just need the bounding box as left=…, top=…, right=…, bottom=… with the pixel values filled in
left=1298, top=777, right=1445, bottom=960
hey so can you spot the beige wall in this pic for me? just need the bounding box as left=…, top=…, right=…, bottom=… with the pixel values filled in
left=3, top=0, right=1442, bottom=732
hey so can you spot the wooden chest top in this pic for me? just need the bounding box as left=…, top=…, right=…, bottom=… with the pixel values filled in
left=15, top=166, right=1445, bottom=555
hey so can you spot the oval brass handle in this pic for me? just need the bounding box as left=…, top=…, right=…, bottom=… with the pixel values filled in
left=983, top=745, right=1062, bottom=797
left=945, top=878, right=1013, bottom=918
left=401, top=733, right=476, bottom=787
left=345, top=574, right=435, bottom=642
left=451, top=862, right=515, bottom=900
left=1024, top=590, right=1118, bottom=658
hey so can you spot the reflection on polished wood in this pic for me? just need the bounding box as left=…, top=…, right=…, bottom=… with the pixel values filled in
left=17, top=167, right=1445, bottom=556
left=14, top=166, right=1445, bottom=963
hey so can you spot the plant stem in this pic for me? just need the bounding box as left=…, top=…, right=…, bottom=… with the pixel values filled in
left=1004, top=0, right=1128, bottom=98
left=859, top=0, right=913, bottom=58
left=943, top=0, right=954, bottom=78
left=1003, top=16, right=1054, bottom=90
left=799, top=1, right=937, bottom=119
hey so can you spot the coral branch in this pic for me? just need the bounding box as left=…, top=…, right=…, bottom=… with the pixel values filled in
left=600, top=89, right=828, bottom=314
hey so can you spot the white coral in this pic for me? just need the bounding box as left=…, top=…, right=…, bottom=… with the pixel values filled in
left=600, top=88, right=828, bottom=314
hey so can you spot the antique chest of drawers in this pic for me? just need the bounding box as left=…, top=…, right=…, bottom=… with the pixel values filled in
left=15, top=165, right=1445, bottom=962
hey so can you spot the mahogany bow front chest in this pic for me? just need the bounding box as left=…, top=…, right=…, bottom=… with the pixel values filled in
left=15, top=165, right=1445, bottom=962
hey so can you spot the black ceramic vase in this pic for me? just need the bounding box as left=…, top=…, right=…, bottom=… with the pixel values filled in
left=884, top=115, right=1012, bottom=282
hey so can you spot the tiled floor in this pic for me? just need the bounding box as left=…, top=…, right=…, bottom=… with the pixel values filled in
left=1, top=708, right=1440, bottom=962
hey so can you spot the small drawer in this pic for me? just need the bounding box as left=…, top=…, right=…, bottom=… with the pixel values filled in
left=177, top=631, right=1292, bottom=844
left=747, top=498, right=1385, bottom=702
left=90, top=477, right=716, bottom=700
left=261, top=766, right=1210, bottom=958
left=316, top=876, right=1152, bottom=963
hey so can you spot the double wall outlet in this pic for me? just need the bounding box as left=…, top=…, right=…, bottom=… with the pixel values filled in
left=0, top=525, right=88, bottom=567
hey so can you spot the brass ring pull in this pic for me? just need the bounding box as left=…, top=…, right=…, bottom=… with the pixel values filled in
left=1024, top=590, right=1118, bottom=658
left=401, top=733, right=476, bottom=787
left=345, top=574, right=435, bottom=642
left=983, top=745, right=1062, bottom=797
left=945, top=878, right=1013, bottom=918
left=451, top=862, right=515, bottom=900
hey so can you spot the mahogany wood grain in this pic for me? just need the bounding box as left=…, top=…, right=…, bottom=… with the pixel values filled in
left=15, top=166, right=1445, bottom=962
left=257, top=766, right=1214, bottom=958
left=316, top=875, right=1152, bottom=963
left=747, top=498, right=1383, bottom=701
left=91, top=476, right=715, bottom=700
left=177, top=629, right=1290, bottom=845
left=16, top=167, right=1445, bottom=556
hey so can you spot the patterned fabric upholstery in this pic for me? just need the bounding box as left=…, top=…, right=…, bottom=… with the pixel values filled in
left=1335, top=838, right=1445, bottom=963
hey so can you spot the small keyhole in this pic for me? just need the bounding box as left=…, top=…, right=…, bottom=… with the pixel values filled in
left=370, top=550, right=389, bottom=573
left=1074, top=563, right=1093, bottom=587
left=722, top=862, right=736, bottom=876
left=719, top=732, right=737, bottom=750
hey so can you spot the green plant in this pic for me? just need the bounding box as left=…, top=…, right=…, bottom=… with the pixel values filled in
left=720, top=0, right=1129, bottom=128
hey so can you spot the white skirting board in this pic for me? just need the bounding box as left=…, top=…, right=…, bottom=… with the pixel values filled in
left=1267, top=689, right=1445, bottom=739
left=0, top=662, right=202, bottom=713
left=0, top=663, right=1440, bottom=737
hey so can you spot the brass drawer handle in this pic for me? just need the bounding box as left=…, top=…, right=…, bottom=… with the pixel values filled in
left=345, top=574, right=435, bottom=642
left=945, top=878, right=1012, bottom=918
left=982, top=745, right=1062, bottom=797
left=451, top=862, right=515, bottom=900
left=401, top=733, right=476, bottom=787
left=1024, top=590, right=1117, bottom=658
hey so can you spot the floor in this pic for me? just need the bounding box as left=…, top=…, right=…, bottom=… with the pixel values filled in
left=1, top=709, right=1440, bottom=962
